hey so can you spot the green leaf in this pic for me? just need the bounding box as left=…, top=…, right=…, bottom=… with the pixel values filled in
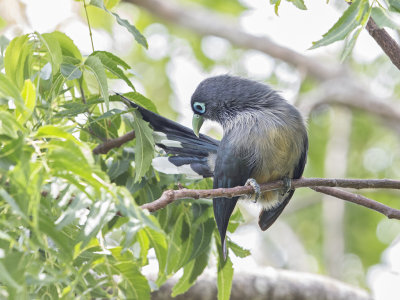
left=50, top=31, right=82, bottom=61
left=0, top=188, right=29, bottom=222
left=113, top=92, right=158, bottom=113
left=104, top=0, right=120, bottom=9
left=271, top=0, right=281, bottom=15
left=189, top=218, right=214, bottom=261
left=111, top=247, right=150, bottom=300
left=39, top=32, right=63, bottom=75
left=0, top=261, right=23, bottom=292
left=16, top=79, right=36, bottom=124
left=91, top=51, right=134, bottom=90
left=131, top=110, right=155, bottom=183
left=371, top=7, right=400, bottom=30
left=0, top=73, right=24, bottom=105
left=4, top=34, right=32, bottom=89
left=287, top=0, right=307, bottom=10
left=39, top=211, right=75, bottom=259
left=172, top=249, right=210, bottom=296
left=112, top=12, right=148, bottom=49
left=227, top=240, right=251, bottom=258
left=60, top=63, right=82, bottom=80
left=340, top=26, right=362, bottom=61
left=0, top=35, right=10, bottom=55
left=84, top=55, right=109, bottom=109
left=36, top=125, right=81, bottom=143
left=90, top=0, right=148, bottom=48
left=142, top=227, right=168, bottom=281
left=40, top=62, right=52, bottom=80
left=310, top=0, right=369, bottom=49
left=217, top=249, right=234, bottom=300
left=107, top=157, right=131, bottom=180
left=80, top=198, right=114, bottom=245
left=227, top=208, right=244, bottom=233
left=0, top=111, right=24, bottom=138
left=389, top=0, right=400, bottom=13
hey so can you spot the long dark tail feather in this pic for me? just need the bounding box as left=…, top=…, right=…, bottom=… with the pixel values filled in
left=118, top=93, right=219, bottom=155
left=119, top=93, right=218, bottom=177
left=214, top=197, right=238, bottom=260
left=258, top=190, right=294, bottom=231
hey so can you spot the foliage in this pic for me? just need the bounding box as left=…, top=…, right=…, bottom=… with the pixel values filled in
left=1, top=0, right=400, bottom=298
left=272, top=0, right=400, bottom=60
left=0, top=8, right=248, bottom=299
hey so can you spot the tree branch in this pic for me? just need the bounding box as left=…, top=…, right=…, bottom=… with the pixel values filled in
left=125, top=0, right=344, bottom=81
left=140, top=178, right=400, bottom=220
left=92, top=130, right=135, bottom=154
left=152, top=269, right=372, bottom=300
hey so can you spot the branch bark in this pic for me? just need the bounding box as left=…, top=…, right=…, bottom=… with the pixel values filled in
left=366, top=13, right=400, bottom=71
left=152, top=269, right=372, bottom=300
left=92, top=130, right=135, bottom=154
left=125, top=0, right=344, bottom=81
left=140, top=178, right=400, bottom=220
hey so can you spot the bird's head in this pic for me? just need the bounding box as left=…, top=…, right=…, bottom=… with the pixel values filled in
left=191, top=75, right=280, bottom=136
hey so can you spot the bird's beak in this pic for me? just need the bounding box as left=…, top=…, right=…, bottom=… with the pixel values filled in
left=192, top=114, right=204, bottom=137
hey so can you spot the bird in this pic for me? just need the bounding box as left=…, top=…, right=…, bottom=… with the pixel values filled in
left=120, top=75, right=308, bottom=259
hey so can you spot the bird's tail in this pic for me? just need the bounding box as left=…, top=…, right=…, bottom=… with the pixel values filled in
left=258, top=190, right=294, bottom=231
left=119, top=94, right=219, bottom=178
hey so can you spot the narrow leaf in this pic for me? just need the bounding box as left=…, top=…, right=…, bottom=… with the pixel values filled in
left=60, top=63, right=82, bottom=80
left=172, top=250, right=210, bottom=296
left=112, top=92, right=158, bottom=113
left=40, top=62, right=52, bottom=80
left=4, top=34, right=31, bottom=89
left=0, top=111, right=24, bottom=138
left=0, top=188, right=29, bottom=222
left=132, top=110, right=155, bottom=182
left=217, top=250, right=234, bottom=300
left=90, top=0, right=148, bottom=48
left=0, top=73, right=24, bottom=105
left=288, top=0, right=307, bottom=10
left=227, top=240, right=251, bottom=258
left=112, top=12, right=148, bottom=49
left=310, top=0, right=368, bottom=49
left=51, top=31, right=82, bottom=60
left=91, top=51, right=134, bottom=90
left=371, top=7, right=400, bottom=30
left=85, top=55, right=109, bottom=109
left=16, top=79, right=36, bottom=124
left=39, top=32, right=63, bottom=74
left=340, top=26, right=362, bottom=61
left=0, top=35, right=10, bottom=55
left=389, top=0, right=400, bottom=13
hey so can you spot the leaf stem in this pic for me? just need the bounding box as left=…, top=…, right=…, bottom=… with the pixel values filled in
left=83, top=0, right=95, bottom=52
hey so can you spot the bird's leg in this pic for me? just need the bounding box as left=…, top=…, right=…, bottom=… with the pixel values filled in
left=281, top=177, right=292, bottom=196
left=245, top=178, right=261, bottom=203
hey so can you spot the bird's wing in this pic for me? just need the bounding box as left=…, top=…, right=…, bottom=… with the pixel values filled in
left=213, top=137, right=253, bottom=258
left=258, top=135, right=308, bottom=231
left=120, top=94, right=219, bottom=178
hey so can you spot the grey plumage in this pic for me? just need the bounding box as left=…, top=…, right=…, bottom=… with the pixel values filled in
left=191, top=75, right=308, bottom=257
left=120, top=75, right=308, bottom=258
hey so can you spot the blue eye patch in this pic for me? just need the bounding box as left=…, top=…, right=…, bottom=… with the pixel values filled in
left=193, top=102, right=206, bottom=114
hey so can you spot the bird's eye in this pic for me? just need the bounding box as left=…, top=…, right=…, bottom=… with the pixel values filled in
left=193, top=102, right=206, bottom=114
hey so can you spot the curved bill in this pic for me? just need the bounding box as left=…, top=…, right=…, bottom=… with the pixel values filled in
left=192, top=114, right=204, bottom=137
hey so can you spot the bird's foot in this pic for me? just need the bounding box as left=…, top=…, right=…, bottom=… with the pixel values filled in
left=281, top=177, right=292, bottom=196
left=245, top=178, right=261, bottom=203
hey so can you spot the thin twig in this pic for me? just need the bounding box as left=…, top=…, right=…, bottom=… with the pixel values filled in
left=92, top=130, right=135, bottom=154
left=311, top=186, right=400, bottom=219
left=140, top=178, right=400, bottom=220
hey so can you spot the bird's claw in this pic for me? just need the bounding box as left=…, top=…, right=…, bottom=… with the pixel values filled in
left=281, top=177, right=292, bottom=196
left=245, top=178, right=261, bottom=203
